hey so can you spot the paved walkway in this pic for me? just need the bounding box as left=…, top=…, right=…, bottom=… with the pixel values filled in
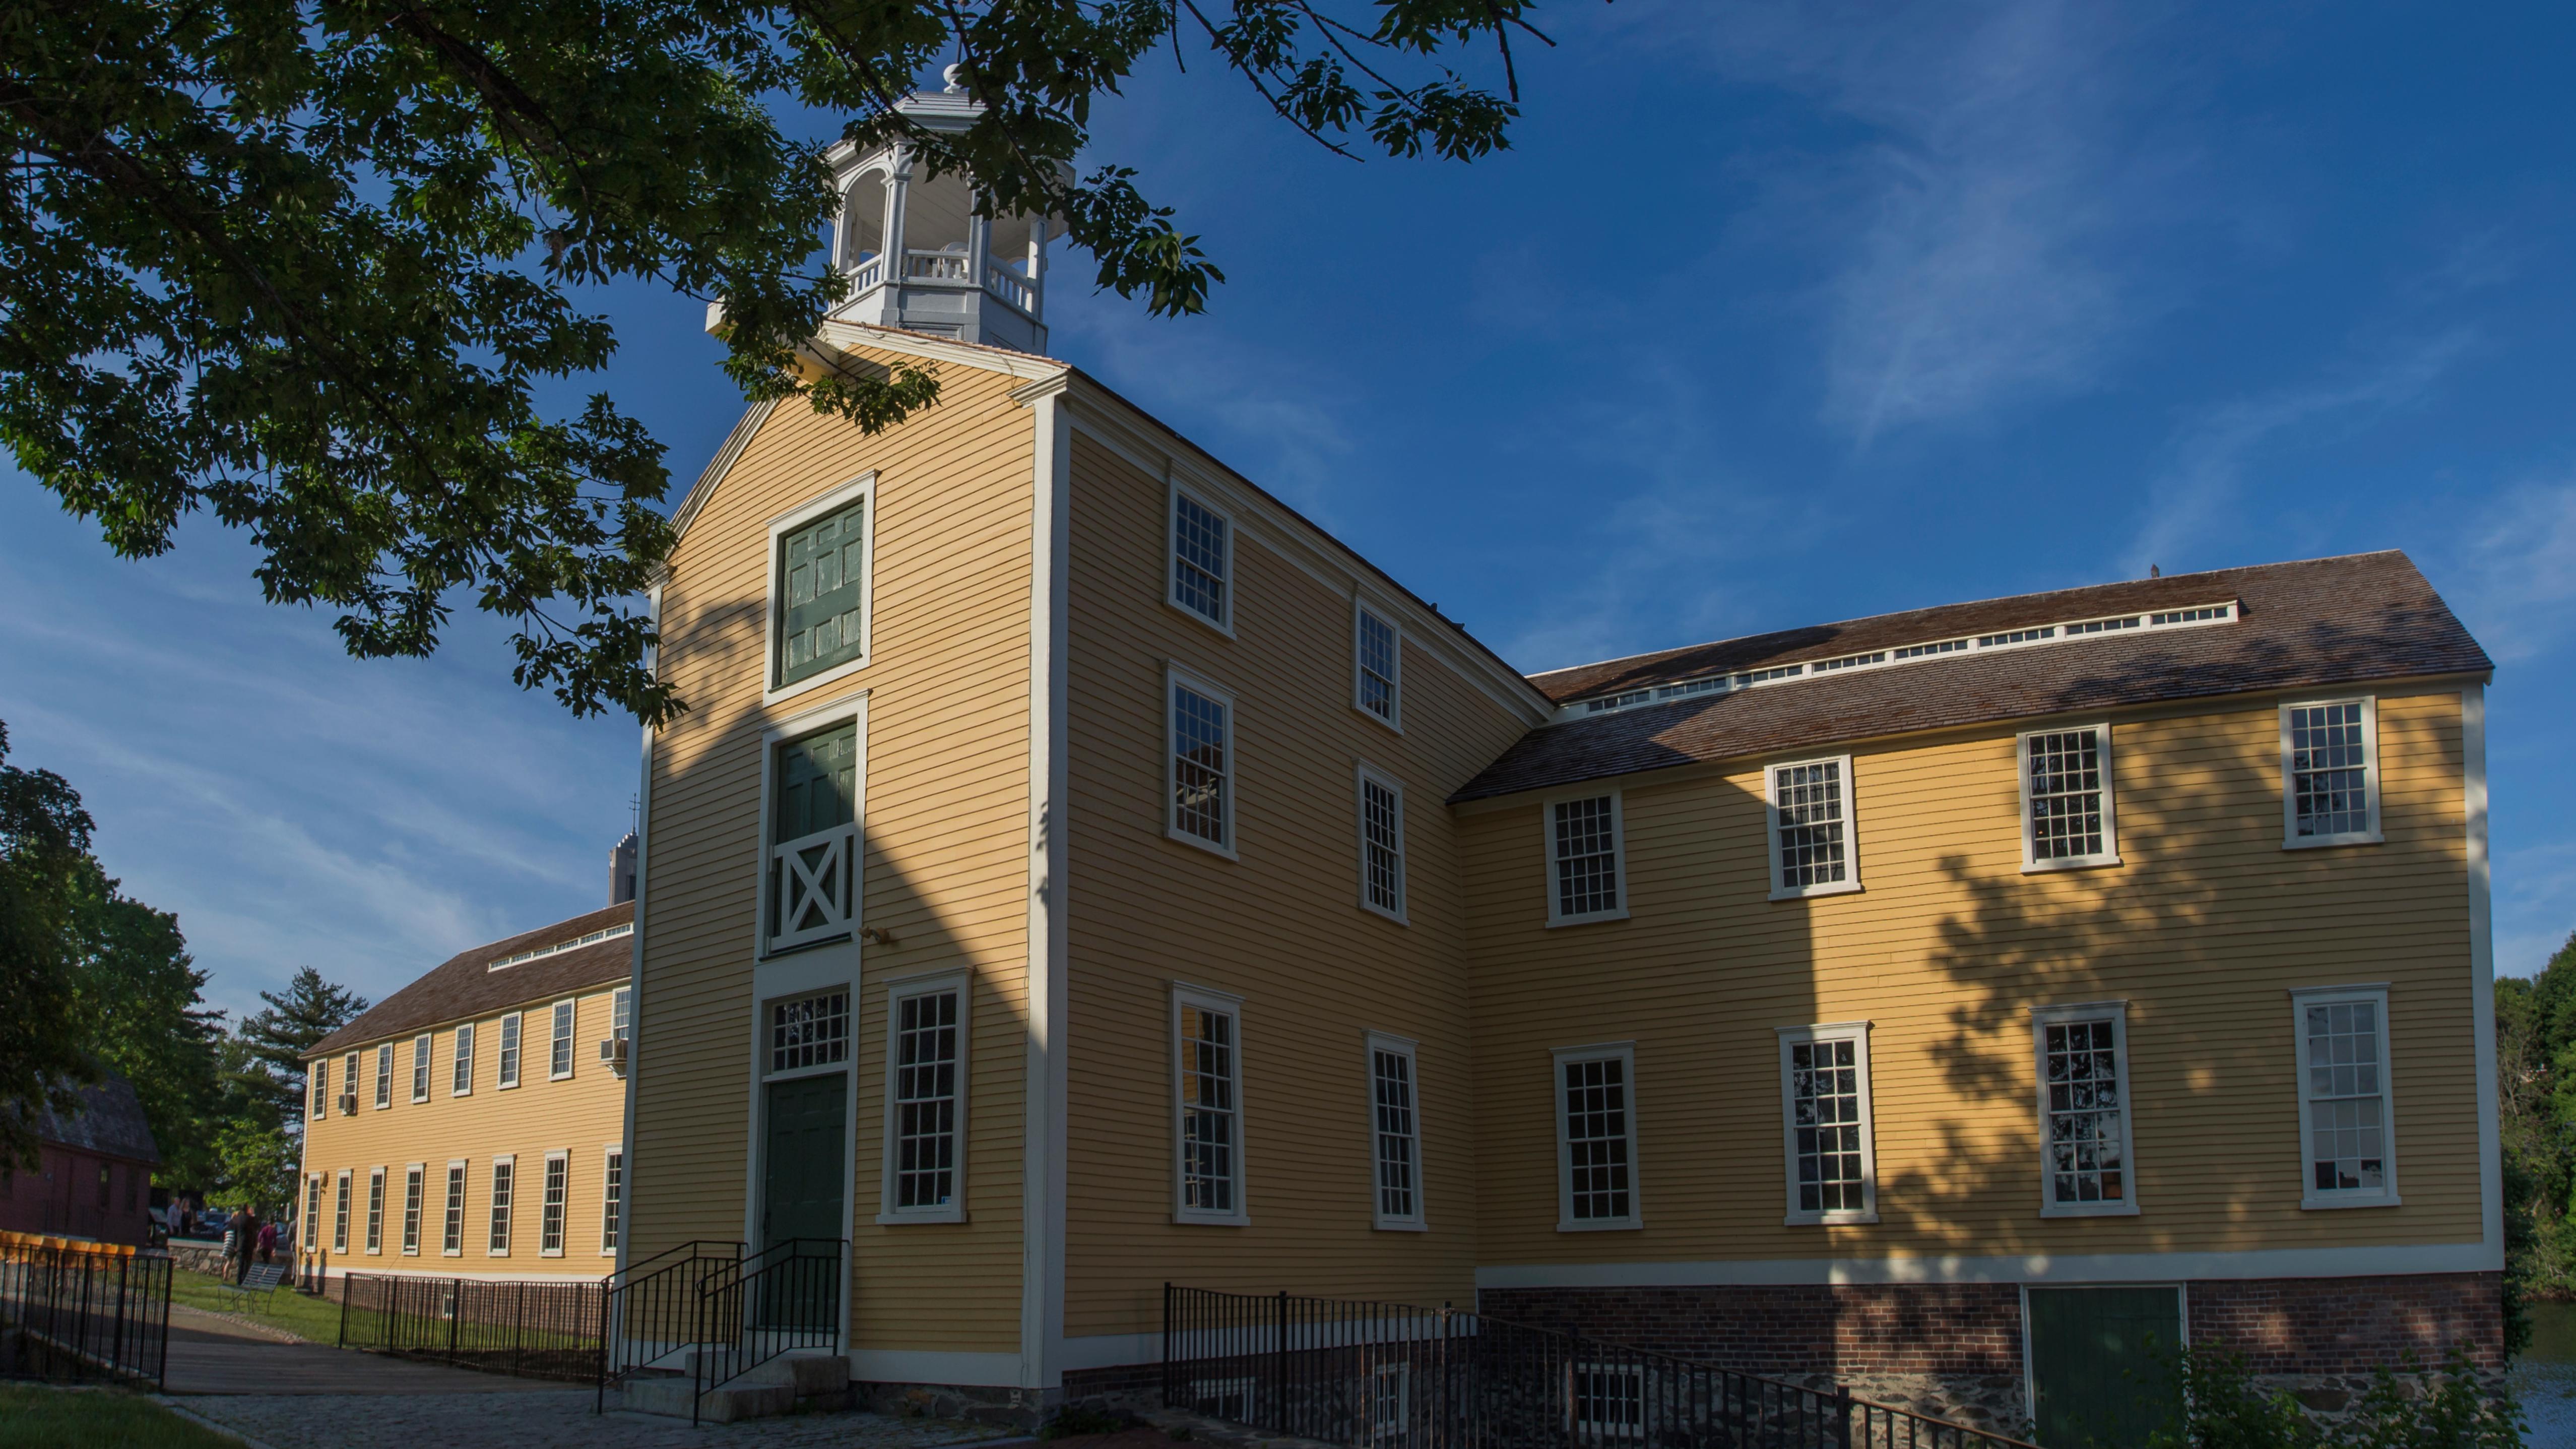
left=162, top=1303, right=565, bottom=1396
left=171, top=1390, right=1018, bottom=1448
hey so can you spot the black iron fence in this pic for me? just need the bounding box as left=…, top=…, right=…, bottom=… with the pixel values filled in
left=339, top=1273, right=603, bottom=1382
left=592, top=1238, right=846, bottom=1424
left=0, top=1230, right=171, bottom=1387
left=1163, top=1285, right=2034, bottom=1449
left=597, top=1239, right=744, bottom=1412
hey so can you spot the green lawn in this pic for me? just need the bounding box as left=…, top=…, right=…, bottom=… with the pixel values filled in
left=167, top=1267, right=352, bottom=1345
left=0, top=1385, right=244, bottom=1448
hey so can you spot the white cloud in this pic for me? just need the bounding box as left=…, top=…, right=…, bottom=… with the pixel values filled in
left=1646, top=0, right=2209, bottom=441
left=2446, top=477, right=2576, bottom=665
left=2120, top=331, right=2473, bottom=574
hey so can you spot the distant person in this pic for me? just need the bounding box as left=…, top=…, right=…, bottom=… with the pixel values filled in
left=225, top=1207, right=254, bottom=1283
left=256, top=1219, right=276, bottom=1265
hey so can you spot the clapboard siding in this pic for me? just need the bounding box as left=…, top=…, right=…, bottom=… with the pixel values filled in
left=299, top=986, right=628, bottom=1274
left=634, top=356, right=1036, bottom=1354
left=1463, top=685, right=2482, bottom=1268
left=1058, top=416, right=1536, bottom=1342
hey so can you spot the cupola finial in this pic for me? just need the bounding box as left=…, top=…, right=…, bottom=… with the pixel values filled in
left=942, top=63, right=968, bottom=95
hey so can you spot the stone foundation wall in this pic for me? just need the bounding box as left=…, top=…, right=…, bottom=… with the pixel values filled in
left=1062, top=1357, right=1169, bottom=1414
left=855, top=1377, right=1053, bottom=1429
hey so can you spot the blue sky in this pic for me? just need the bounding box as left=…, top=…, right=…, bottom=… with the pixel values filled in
left=6, top=0, right=2574, bottom=1023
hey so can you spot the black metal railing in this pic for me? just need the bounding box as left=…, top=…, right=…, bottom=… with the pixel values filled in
left=686, top=1238, right=846, bottom=1424
left=1163, top=1285, right=2035, bottom=1449
left=0, top=1230, right=171, bottom=1388
left=596, top=1239, right=744, bottom=1413
left=339, top=1273, right=604, bottom=1382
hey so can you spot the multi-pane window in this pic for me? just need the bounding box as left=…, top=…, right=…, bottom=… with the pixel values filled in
left=442, top=1163, right=467, bottom=1254
left=343, top=1051, right=360, bottom=1112
left=1557, top=1047, right=1638, bottom=1228
left=887, top=983, right=963, bottom=1216
left=1171, top=490, right=1231, bottom=627
left=1359, top=769, right=1406, bottom=921
left=1169, top=674, right=1234, bottom=852
left=411, top=1034, right=432, bottom=1102
left=366, top=1169, right=385, bottom=1251
left=612, top=988, right=632, bottom=1042
left=1369, top=1036, right=1423, bottom=1229
left=2284, top=699, right=2379, bottom=846
left=2034, top=1005, right=2134, bottom=1216
left=497, top=1014, right=522, bottom=1088
left=375, top=1043, right=394, bottom=1109
left=2021, top=726, right=2116, bottom=868
left=1779, top=1026, right=1875, bottom=1224
left=602, top=1150, right=623, bottom=1252
left=1368, top=1363, right=1411, bottom=1447
left=1768, top=758, right=1858, bottom=898
left=311, top=1058, right=328, bottom=1119
left=540, top=1155, right=568, bottom=1255
left=1174, top=990, right=1245, bottom=1222
left=1574, top=1365, right=1646, bottom=1440
left=488, top=1159, right=514, bottom=1253
left=550, top=1000, right=576, bottom=1080
left=772, top=493, right=870, bottom=689
left=769, top=721, right=860, bottom=951
left=1548, top=795, right=1623, bottom=924
left=333, top=1172, right=351, bottom=1251
left=2296, top=988, right=2396, bottom=1205
left=453, top=1023, right=475, bottom=1095
left=402, top=1167, right=424, bottom=1254
left=1355, top=606, right=1399, bottom=724
left=303, top=1175, right=321, bottom=1250
left=771, top=991, right=850, bottom=1075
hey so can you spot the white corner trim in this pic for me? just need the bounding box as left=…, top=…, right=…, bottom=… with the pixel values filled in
left=613, top=581, right=658, bottom=1284
left=1021, top=385, right=1072, bottom=1388
left=2465, top=684, right=2503, bottom=1267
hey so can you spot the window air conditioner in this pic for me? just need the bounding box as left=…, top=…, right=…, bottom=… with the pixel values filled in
left=338, top=1093, right=358, bottom=1116
left=599, top=1038, right=629, bottom=1075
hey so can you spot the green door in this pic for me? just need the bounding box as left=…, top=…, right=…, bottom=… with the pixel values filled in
left=762, top=1074, right=848, bottom=1249
left=2026, top=1287, right=2183, bottom=1448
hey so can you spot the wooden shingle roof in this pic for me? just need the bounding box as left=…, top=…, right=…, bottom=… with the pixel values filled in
left=1454, top=551, right=2489, bottom=803
left=310, top=903, right=633, bottom=1058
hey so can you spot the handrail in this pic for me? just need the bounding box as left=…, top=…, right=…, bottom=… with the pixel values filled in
left=1163, top=1284, right=2037, bottom=1449
left=688, top=1237, right=845, bottom=1424
left=596, top=1239, right=743, bottom=1414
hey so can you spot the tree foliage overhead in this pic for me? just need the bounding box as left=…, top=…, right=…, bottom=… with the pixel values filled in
left=3, top=0, right=1555, bottom=723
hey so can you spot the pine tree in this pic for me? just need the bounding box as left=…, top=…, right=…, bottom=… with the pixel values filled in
left=234, top=968, right=369, bottom=1129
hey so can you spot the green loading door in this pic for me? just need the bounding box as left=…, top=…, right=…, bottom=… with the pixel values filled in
left=2026, top=1286, right=2184, bottom=1448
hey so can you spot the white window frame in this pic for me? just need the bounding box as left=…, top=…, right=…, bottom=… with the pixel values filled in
left=1165, top=665, right=1239, bottom=859
left=1171, top=982, right=1250, bottom=1226
left=761, top=470, right=878, bottom=705
left=1352, top=600, right=1402, bottom=731
left=310, top=1057, right=328, bottom=1119
left=374, top=1042, right=394, bottom=1109
left=2031, top=1000, right=2141, bottom=1219
left=1367, top=1361, right=1412, bottom=1445
left=1552, top=1041, right=1642, bottom=1232
left=441, top=1160, right=467, bottom=1257
left=2280, top=696, right=2384, bottom=848
left=1776, top=1021, right=1878, bottom=1226
left=1573, top=1362, right=1649, bottom=1440
left=755, top=695, right=869, bottom=959
left=342, top=1050, right=359, bottom=1113
left=303, top=1175, right=322, bottom=1250
left=764, top=988, right=853, bottom=1082
left=2290, top=984, right=2401, bottom=1210
left=333, top=1169, right=352, bottom=1252
left=1166, top=481, right=1237, bottom=636
left=401, top=1164, right=424, bottom=1256
left=1766, top=754, right=1862, bottom=901
left=539, top=1150, right=569, bottom=1256
left=487, top=1155, right=515, bottom=1256
left=549, top=999, right=576, bottom=1081
left=601, top=1145, right=624, bottom=1255
left=2017, top=723, right=2120, bottom=871
left=1356, top=764, right=1408, bottom=924
left=496, top=1012, right=522, bottom=1089
left=878, top=969, right=971, bottom=1225
left=452, top=1022, right=475, bottom=1097
left=411, top=1033, right=432, bottom=1103
left=365, top=1167, right=385, bottom=1253
left=1365, top=1031, right=1426, bottom=1231
left=1543, top=789, right=1629, bottom=927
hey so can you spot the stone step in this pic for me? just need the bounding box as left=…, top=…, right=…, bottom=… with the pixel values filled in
left=611, top=1352, right=850, bottom=1421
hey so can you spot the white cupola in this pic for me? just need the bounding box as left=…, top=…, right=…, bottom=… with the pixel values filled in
left=823, top=67, right=1067, bottom=355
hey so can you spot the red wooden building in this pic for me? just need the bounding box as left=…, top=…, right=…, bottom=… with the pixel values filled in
left=0, top=1076, right=160, bottom=1246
